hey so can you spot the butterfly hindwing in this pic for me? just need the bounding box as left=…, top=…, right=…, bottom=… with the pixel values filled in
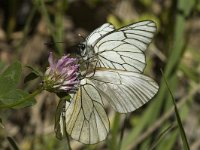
left=63, top=78, right=109, bottom=144
left=88, top=68, right=159, bottom=113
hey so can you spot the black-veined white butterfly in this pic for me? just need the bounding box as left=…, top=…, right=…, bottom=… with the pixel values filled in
left=55, top=20, right=159, bottom=144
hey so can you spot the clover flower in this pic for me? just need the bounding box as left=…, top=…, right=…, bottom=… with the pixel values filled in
left=43, top=52, right=80, bottom=93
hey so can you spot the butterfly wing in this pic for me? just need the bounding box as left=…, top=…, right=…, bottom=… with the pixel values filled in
left=93, top=20, right=156, bottom=72
left=58, top=78, right=109, bottom=144
left=55, top=21, right=158, bottom=143
left=79, top=23, right=115, bottom=76
left=86, top=23, right=115, bottom=47
left=55, top=68, right=158, bottom=142
left=55, top=98, right=66, bottom=139
left=88, top=68, right=159, bottom=113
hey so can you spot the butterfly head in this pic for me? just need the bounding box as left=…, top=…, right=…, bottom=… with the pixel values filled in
left=78, top=43, right=86, bottom=56
left=78, top=42, right=93, bottom=61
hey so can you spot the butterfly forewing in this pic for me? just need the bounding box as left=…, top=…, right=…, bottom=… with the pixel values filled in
left=79, top=23, right=115, bottom=74
left=63, top=78, right=109, bottom=144
left=93, top=20, right=156, bottom=72
left=86, top=23, right=115, bottom=47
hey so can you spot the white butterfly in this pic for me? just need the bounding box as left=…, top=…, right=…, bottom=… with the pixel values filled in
left=55, top=20, right=159, bottom=144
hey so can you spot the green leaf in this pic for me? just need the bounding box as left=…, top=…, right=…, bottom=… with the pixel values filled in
left=0, top=62, right=22, bottom=97
left=0, top=76, right=16, bottom=97
left=0, top=89, right=36, bottom=109
left=1, top=61, right=22, bottom=85
left=26, top=65, right=43, bottom=77
left=24, top=72, right=40, bottom=83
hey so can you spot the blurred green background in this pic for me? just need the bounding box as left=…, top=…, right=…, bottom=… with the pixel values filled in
left=0, top=0, right=200, bottom=149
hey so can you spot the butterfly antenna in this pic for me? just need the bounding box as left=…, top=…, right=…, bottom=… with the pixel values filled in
left=44, top=41, right=64, bottom=45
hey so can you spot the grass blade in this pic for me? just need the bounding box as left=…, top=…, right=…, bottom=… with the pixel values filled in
left=149, top=123, right=176, bottom=150
left=7, top=136, right=20, bottom=150
left=162, top=70, right=190, bottom=150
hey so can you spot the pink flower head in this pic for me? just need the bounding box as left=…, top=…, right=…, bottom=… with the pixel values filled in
left=43, top=52, right=80, bottom=93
